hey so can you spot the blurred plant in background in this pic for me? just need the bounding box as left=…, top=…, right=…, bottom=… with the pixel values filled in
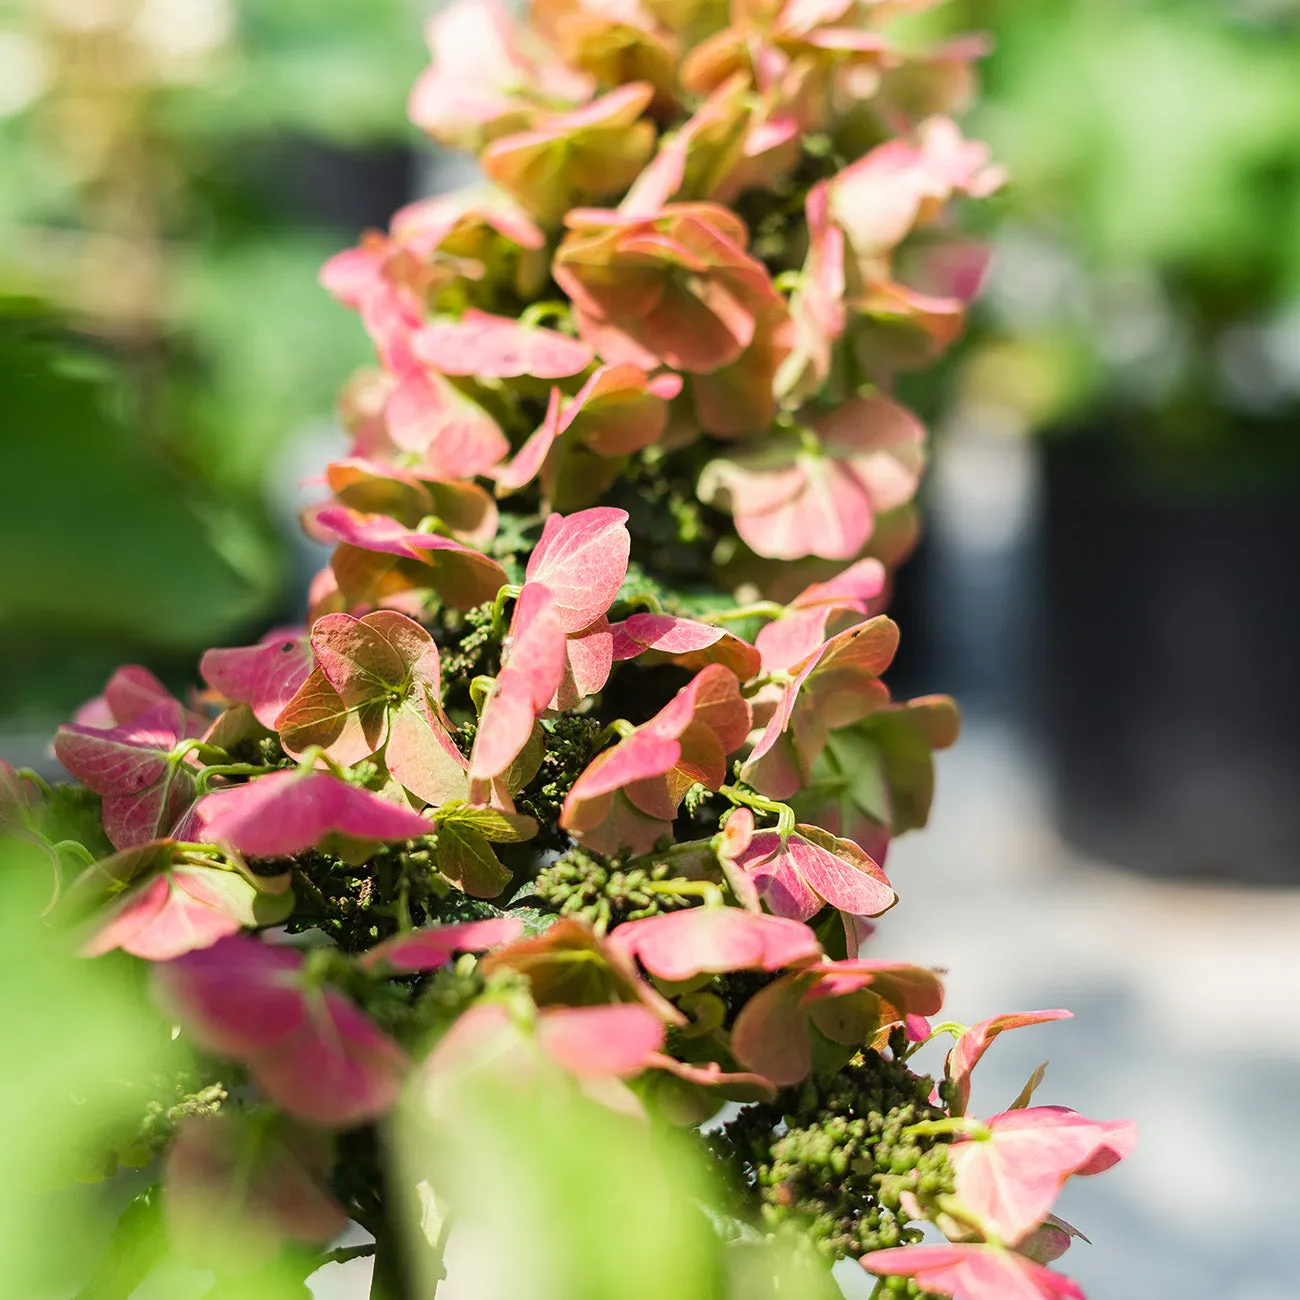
left=944, top=0, right=1300, bottom=473
left=0, top=0, right=425, bottom=722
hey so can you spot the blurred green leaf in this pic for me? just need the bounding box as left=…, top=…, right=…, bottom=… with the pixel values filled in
left=0, top=838, right=168, bottom=1296
left=0, top=313, right=282, bottom=653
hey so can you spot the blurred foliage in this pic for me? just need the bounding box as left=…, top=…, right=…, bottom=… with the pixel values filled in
left=0, top=837, right=167, bottom=1298
left=0, top=820, right=840, bottom=1299
left=936, top=0, right=1300, bottom=463
left=0, top=0, right=427, bottom=720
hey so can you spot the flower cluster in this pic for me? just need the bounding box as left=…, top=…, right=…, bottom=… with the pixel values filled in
left=317, top=0, right=1002, bottom=589
left=0, top=3, right=1133, bottom=1297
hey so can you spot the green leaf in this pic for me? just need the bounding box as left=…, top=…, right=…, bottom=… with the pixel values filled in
left=433, top=824, right=512, bottom=899
left=72, top=1186, right=166, bottom=1300
left=434, top=801, right=537, bottom=843
left=275, top=666, right=386, bottom=764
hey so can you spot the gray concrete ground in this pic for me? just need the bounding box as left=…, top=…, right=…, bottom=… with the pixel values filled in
left=856, top=715, right=1300, bottom=1300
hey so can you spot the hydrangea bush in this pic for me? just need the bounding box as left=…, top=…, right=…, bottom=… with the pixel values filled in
left=2, top=2, right=1133, bottom=1297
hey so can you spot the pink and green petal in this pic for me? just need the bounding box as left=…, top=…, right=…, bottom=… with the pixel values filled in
left=524, top=506, right=631, bottom=632
left=360, top=916, right=525, bottom=972
left=946, top=1011, right=1075, bottom=1116
left=607, top=907, right=823, bottom=983
left=413, top=308, right=594, bottom=379
left=861, top=1244, right=1084, bottom=1300
left=196, top=770, right=432, bottom=858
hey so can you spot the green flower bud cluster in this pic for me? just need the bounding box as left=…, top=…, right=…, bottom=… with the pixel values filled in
left=872, top=1278, right=945, bottom=1299
left=124, top=1078, right=229, bottom=1167
left=435, top=601, right=501, bottom=717
left=710, top=1049, right=954, bottom=1265
left=528, top=846, right=697, bottom=932
left=512, top=715, right=606, bottom=844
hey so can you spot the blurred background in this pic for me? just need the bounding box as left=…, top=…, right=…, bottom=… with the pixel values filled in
left=2, top=1, right=1298, bottom=1297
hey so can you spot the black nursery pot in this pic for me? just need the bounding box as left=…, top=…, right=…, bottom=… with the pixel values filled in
left=1039, top=422, right=1300, bottom=885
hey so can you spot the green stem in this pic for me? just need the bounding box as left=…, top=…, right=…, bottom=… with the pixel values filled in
left=903, top=1116, right=991, bottom=1141
left=934, top=1194, right=1005, bottom=1248
left=594, top=718, right=636, bottom=746
left=618, top=591, right=664, bottom=614
left=490, top=582, right=523, bottom=639
left=15, top=767, right=53, bottom=798
left=643, top=878, right=725, bottom=907
left=719, top=785, right=796, bottom=838
left=625, top=836, right=715, bottom=869
left=397, top=872, right=414, bottom=933
left=51, top=839, right=97, bottom=868
left=699, top=602, right=786, bottom=625
left=195, top=762, right=275, bottom=794
left=170, top=739, right=229, bottom=765
left=295, top=745, right=353, bottom=781
left=469, top=676, right=496, bottom=713
left=519, top=300, right=572, bottom=330
left=318, top=1243, right=377, bottom=1267
left=924, top=1020, right=970, bottom=1042
left=294, top=868, right=328, bottom=912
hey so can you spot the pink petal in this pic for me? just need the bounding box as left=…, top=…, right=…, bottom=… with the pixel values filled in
left=756, top=558, right=888, bottom=671
left=947, top=1011, right=1074, bottom=1116
left=196, top=771, right=432, bottom=857
left=607, top=908, right=823, bottom=983
left=319, top=241, right=385, bottom=311
left=783, top=825, right=896, bottom=916
left=571, top=789, right=672, bottom=855
left=154, top=936, right=309, bottom=1059
left=729, top=827, right=895, bottom=921
left=615, top=613, right=762, bottom=680
left=792, top=557, right=888, bottom=610
left=360, top=917, right=525, bottom=972
left=83, top=868, right=263, bottom=962
left=1075, top=1118, right=1138, bottom=1176
left=56, top=703, right=197, bottom=849
left=252, top=988, right=410, bottom=1127
left=385, top=699, right=471, bottom=806
left=730, top=973, right=813, bottom=1087
left=553, top=616, right=615, bottom=709
left=385, top=369, right=509, bottom=475
left=755, top=610, right=839, bottom=673
left=667, top=662, right=752, bottom=753
left=950, top=1107, right=1120, bottom=1244
left=275, top=666, right=383, bottom=767
left=471, top=584, right=568, bottom=780
left=164, top=1114, right=348, bottom=1259
left=414, top=309, right=594, bottom=379
left=201, top=633, right=313, bottom=730
left=536, top=1004, right=665, bottom=1077
left=524, top=507, right=631, bottom=632
left=311, top=610, right=429, bottom=699
left=488, top=386, right=562, bottom=493
left=561, top=363, right=678, bottom=455
left=314, top=506, right=508, bottom=610
left=818, top=394, right=926, bottom=513
left=75, top=665, right=175, bottom=729
left=55, top=704, right=182, bottom=797
left=738, top=457, right=873, bottom=562
left=801, top=959, right=945, bottom=1019
left=564, top=732, right=681, bottom=805
left=862, top=1244, right=1085, bottom=1300
left=155, top=936, right=408, bottom=1127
